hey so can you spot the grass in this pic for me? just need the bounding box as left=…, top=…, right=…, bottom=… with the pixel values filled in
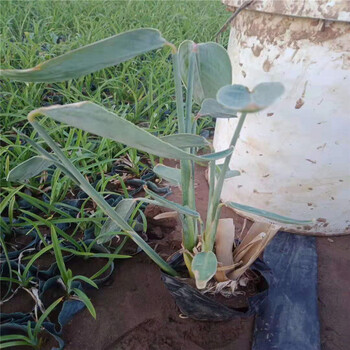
left=1, top=0, right=230, bottom=178
left=1, top=0, right=230, bottom=234
left=0, top=1, right=230, bottom=340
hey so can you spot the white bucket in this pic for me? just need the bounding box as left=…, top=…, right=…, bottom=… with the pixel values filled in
left=214, top=0, right=350, bottom=235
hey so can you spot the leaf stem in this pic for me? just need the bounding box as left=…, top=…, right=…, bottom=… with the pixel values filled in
left=172, top=52, right=185, bottom=134
left=204, top=112, right=247, bottom=249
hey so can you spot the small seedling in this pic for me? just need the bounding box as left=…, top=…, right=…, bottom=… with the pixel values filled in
left=0, top=297, right=62, bottom=349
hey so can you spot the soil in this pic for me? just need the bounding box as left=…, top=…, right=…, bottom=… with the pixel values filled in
left=317, top=237, right=350, bottom=350
left=3, top=232, right=34, bottom=253
left=66, top=256, right=111, bottom=281
left=62, top=252, right=254, bottom=350
left=1, top=287, right=35, bottom=314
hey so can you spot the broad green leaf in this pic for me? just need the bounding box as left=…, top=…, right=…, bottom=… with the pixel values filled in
left=7, top=155, right=53, bottom=182
left=142, top=186, right=200, bottom=218
left=28, top=102, right=230, bottom=162
left=72, top=288, right=96, bottom=319
left=0, top=29, right=167, bottom=82
left=199, top=98, right=237, bottom=118
left=97, top=199, right=136, bottom=244
left=253, top=83, right=285, bottom=108
left=153, top=164, right=181, bottom=186
left=24, top=122, right=178, bottom=277
left=217, top=83, right=284, bottom=113
left=179, top=40, right=232, bottom=104
left=226, top=202, right=313, bottom=225
left=192, top=251, right=217, bottom=289
left=160, top=134, right=209, bottom=148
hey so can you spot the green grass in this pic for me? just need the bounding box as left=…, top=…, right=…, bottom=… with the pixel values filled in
left=1, top=0, right=230, bottom=211
left=1, top=0, right=230, bottom=177
left=0, top=0, right=230, bottom=224
left=0, top=0, right=229, bottom=267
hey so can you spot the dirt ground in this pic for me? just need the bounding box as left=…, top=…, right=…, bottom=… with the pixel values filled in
left=317, top=237, right=350, bottom=350
left=62, top=163, right=350, bottom=350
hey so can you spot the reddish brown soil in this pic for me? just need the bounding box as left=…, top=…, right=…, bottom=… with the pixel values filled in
left=24, top=162, right=350, bottom=349
left=62, top=253, right=253, bottom=350
left=66, top=256, right=110, bottom=280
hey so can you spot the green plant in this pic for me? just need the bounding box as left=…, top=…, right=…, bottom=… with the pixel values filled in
left=48, top=225, right=98, bottom=319
left=0, top=297, right=62, bottom=349
left=2, top=28, right=312, bottom=290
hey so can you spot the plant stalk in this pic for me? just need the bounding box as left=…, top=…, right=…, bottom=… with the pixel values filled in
left=204, top=113, right=247, bottom=250
left=172, top=47, right=197, bottom=252
left=172, top=52, right=185, bottom=134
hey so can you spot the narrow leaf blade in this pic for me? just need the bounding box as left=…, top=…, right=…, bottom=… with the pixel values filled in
left=1, top=29, right=166, bottom=82
left=72, top=288, right=96, bottom=319
left=35, top=297, right=63, bottom=334
left=226, top=202, right=313, bottom=225
left=72, top=275, right=98, bottom=289
left=200, top=146, right=233, bottom=161
left=224, top=170, right=241, bottom=179
left=160, top=134, right=209, bottom=148
left=215, top=164, right=240, bottom=179
left=142, top=187, right=200, bottom=218
left=0, top=341, right=32, bottom=348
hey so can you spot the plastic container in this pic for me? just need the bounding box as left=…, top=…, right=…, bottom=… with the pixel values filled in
left=214, top=0, right=350, bottom=235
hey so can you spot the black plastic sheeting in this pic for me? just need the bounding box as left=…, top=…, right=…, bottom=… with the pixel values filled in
left=162, top=257, right=273, bottom=321
left=253, top=232, right=320, bottom=350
